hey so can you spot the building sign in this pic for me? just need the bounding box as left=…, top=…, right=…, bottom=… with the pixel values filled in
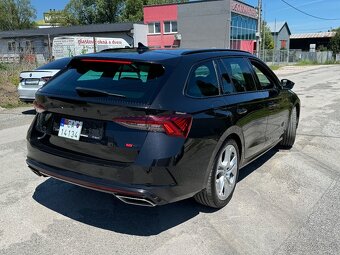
left=231, top=1, right=258, bottom=19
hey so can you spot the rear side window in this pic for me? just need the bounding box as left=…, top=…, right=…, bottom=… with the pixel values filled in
left=186, top=60, right=219, bottom=97
left=221, top=58, right=256, bottom=92
left=41, top=59, right=165, bottom=102
left=36, top=58, right=71, bottom=70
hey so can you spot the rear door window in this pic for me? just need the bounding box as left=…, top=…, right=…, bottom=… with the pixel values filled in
left=186, top=60, right=220, bottom=97
left=217, top=60, right=236, bottom=94
left=221, top=58, right=257, bottom=92
left=40, top=59, right=166, bottom=102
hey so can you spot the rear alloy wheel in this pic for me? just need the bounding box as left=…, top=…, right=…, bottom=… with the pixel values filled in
left=194, top=139, right=239, bottom=208
left=280, top=107, right=297, bottom=149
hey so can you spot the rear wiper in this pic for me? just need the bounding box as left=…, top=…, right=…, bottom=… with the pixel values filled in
left=75, top=87, right=126, bottom=98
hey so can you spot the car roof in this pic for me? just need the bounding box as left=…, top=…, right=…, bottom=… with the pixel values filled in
left=74, top=49, right=253, bottom=62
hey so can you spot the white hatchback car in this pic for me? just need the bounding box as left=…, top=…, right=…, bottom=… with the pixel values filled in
left=18, top=58, right=71, bottom=102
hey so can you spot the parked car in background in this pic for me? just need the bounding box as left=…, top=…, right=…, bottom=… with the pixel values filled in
left=18, top=57, right=71, bottom=102
left=26, top=49, right=300, bottom=209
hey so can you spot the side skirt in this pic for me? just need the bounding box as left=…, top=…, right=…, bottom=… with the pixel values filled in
left=240, top=138, right=282, bottom=169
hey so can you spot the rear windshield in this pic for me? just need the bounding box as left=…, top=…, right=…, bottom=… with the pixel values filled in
left=40, top=59, right=166, bottom=102
left=36, top=57, right=71, bottom=70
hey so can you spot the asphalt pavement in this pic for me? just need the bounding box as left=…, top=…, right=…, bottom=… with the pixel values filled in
left=0, top=65, right=339, bottom=255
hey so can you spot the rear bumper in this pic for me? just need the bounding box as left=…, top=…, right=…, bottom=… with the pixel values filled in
left=27, top=158, right=162, bottom=206
left=26, top=138, right=213, bottom=205
left=18, top=85, right=38, bottom=101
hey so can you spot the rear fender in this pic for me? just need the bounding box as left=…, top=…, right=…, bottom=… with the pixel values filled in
left=202, top=126, right=245, bottom=187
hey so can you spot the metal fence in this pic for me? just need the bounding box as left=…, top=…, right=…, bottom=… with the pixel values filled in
left=0, top=37, right=338, bottom=66
left=256, top=49, right=336, bottom=65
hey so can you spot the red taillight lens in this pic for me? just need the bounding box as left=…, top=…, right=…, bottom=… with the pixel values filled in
left=33, top=100, right=46, bottom=113
left=113, top=114, right=193, bottom=138
left=80, top=59, right=132, bottom=65
left=41, top=76, right=52, bottom=82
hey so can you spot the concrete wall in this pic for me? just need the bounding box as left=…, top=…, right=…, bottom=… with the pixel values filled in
left=0, top=38, right=47, bottom=54
left=133, top=24, right=148, bottom=47
left=178, top=0, right=231, bottom=48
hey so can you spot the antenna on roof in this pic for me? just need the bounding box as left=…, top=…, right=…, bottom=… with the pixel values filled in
left=137, top=42, right=149, bottom=54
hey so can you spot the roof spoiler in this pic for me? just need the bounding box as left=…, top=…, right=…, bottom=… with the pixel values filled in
left=99, top=42, right=150, bottom=54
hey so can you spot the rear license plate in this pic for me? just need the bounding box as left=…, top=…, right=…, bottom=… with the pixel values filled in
left=25, top=78, right=40, bottom=85
left=58, top=118, right=83, bottom=141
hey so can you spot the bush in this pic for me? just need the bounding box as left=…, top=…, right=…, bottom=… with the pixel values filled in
left=0, top=63, right=7, bottom=70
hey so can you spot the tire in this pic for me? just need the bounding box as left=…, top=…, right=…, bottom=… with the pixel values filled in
left=194, top=139, right=240, bottom=208
left=280, top=107, right=297, bottom=149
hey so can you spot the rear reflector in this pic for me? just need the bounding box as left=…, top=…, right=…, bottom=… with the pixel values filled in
left=33, top=100, right=46, bottom=113
left=80, top=59, right=132, bottom=65
left=113, top=115, right=193, bottom=138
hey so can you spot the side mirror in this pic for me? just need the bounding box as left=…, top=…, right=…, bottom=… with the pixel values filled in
left=281, top=79, right=295, bottom=90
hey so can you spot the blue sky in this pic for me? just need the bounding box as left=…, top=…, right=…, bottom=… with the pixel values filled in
left=247, top=0, right=340, bottom=33
left=31, top=0, right=340, bottom=34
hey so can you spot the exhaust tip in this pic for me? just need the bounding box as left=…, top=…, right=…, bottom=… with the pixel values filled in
left=28, top=166, right=42, bottom=176
left=115, top=195, right=156, bottom=207
left=28, top=166, right=48, bottom=177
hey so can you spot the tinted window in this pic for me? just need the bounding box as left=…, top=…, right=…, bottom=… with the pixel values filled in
left=42, top=59, right=165, bottom=102
left=217, top=60, right=236, bottom=94
left=186, top=61, right=219, bottom=97
left=250, top=61, right=275, bottom=90
left=221, top=58, right=256, bottom=92
left=36, top=58, right=71, bottom=70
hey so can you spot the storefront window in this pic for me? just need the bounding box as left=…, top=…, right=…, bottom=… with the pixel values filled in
left=230, top=13, right=257, bottom=51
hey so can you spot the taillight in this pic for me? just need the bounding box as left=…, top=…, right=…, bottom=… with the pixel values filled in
left=33, top=100, right=46, bottom=113
left=41, top=76, right=52, bottom=82
left=113, top=114, right=193, bottom=138
left=80, top=59, right=132, bottom=65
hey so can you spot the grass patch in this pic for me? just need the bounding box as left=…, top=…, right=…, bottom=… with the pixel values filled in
left=0, top=101, right=30, bottom=109
left=0, top=63, right=7, bottom=70
left=295, top=60, right=340, bottom=66
left=269, top=65, right=281, bottom=71
left=295, top=60, right=318, bottom=66
left=0, top=63, right=36, bottom=108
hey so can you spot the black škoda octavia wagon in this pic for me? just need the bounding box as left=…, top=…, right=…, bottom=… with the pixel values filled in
left=27, top=48, right=300, bottom=208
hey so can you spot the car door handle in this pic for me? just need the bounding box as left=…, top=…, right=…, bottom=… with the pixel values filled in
left=268, top=102, right=279, bottom=109
left=237, top=108, right=248, bottom=115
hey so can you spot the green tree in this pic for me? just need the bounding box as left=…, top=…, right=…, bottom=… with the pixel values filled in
left=330, top=28, right=340, bottom=54
left=261, top=21, right=274, bottom=50
left=64, top=0, right=124, bottom=25
left=0, top=0, right=36, bottom=30
left=120, top=0, right=147, bottom=22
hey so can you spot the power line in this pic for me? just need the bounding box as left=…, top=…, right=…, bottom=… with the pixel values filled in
left=280, top=0, right=340, bottom=21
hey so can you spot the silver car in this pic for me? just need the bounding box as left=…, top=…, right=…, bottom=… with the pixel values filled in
left=18, top=58, right=71, bottom=102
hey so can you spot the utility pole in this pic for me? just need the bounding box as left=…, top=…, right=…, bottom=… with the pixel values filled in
left=256, top=0, right=262, bottom=57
